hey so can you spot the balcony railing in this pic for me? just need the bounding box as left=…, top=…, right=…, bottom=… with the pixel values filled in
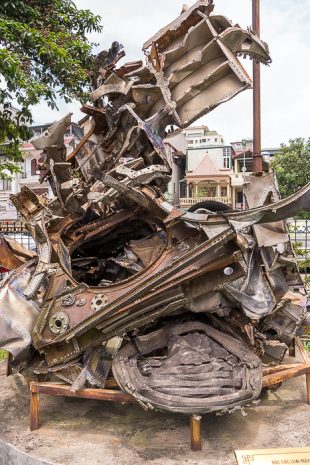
left=179, top=196, right=232, bottom=208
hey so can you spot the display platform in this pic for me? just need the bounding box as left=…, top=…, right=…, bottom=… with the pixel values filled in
left=0, top=360, right=310, bottom=465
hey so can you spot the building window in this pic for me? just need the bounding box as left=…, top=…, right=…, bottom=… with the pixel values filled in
left=223, top=147, right=232, bottom=169
left=220, top=181, right=228, bottom=198
left=215, top=138, right=218, bottom=142
left=188, top=140, right=193, bottom=144
left=197, top=181, right=217, bottom=198
left=221, top=186, right=227, bottom=197
left=201, top=138, right=206, bottom=143
left=31, top=158, right=39, bottom=176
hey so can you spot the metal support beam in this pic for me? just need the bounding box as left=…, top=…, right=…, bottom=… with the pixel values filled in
left=252, top=0, right=262, bottom=173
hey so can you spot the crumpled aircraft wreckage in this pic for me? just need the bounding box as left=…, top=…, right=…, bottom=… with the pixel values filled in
left=0, top=0, right=309, bottom=415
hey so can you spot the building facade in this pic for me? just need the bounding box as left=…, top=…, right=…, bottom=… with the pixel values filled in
left=164, top=130, right=275, bottom=211
left=178, top=126, right=233, bottom=209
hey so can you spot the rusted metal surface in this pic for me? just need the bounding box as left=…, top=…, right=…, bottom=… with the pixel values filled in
left=0, top=0, right=309, bottom=416
left=0, top=236, right=36, bottom=270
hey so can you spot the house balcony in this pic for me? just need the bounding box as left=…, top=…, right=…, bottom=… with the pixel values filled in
left=230, top=172, right=253, bottom=187
left=179, top=196, right=232, bottom=209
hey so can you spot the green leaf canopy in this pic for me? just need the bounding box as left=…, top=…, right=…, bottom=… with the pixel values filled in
left=0, top=0, right=102, bottom=176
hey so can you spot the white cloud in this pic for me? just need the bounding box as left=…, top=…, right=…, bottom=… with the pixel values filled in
left=31, top=0, right=310, bottom=147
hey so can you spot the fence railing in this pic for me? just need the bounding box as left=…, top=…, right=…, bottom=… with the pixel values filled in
left=289, top=219, right=310, bottom=290
left=0, top=219, right=309, bottom=290
left=179, top=196, right=232, bottom=208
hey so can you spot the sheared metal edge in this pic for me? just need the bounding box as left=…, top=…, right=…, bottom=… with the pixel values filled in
left=226, top=181, right=310, bottom=230
left=31, top=113, right=72, bottom=150
left=143, top=0, right=214, bottom=51
left=90, top=75, right=133, bottom=101
left=0, top=236, right=36, bottom=270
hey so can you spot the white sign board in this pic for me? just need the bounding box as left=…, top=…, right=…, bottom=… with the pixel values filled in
left=235, top=449, right=310, bottom=465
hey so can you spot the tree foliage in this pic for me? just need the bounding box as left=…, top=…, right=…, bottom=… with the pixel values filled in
left=0, top=0, right=102, bottom=177
left=271, top=137, right=310, bottom=198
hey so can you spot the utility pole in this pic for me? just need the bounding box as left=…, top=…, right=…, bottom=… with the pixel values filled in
left=252, top=0, right=262, bottom=173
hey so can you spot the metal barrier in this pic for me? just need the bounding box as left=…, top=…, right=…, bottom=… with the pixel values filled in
left=289, top=219, right=310, bottom=290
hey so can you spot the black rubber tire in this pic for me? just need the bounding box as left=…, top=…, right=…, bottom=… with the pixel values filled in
left=188, top=200, right=234, bottom=213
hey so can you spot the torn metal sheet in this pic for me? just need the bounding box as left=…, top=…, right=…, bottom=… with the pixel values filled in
left=0, top=261, right=44, bottom=361
left=0, top=0, right=308, bottom=416
left=31, top=113, right=73, bottom=150
left=0, top=236, right=36, bottom=271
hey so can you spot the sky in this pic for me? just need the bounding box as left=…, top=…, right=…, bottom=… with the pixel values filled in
left=32, top=0, right=310, bottom=148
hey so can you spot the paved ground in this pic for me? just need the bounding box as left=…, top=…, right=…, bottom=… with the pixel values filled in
left=0, top=359, right=310, bottom=465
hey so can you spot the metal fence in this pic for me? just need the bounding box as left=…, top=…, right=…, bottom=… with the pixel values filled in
left=0, top=219, right=309, bottom=288
left=289, top=219, right=310, bottom=290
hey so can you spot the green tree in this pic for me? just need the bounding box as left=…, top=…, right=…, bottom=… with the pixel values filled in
left=271, top=138, right=310, bottom=198
left=0, top=0, right=102, bottom=177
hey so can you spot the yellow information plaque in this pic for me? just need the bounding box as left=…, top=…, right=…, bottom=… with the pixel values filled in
left=235, top=449, right=310, bottom=465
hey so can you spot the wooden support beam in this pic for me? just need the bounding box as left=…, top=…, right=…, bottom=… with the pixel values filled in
left=30, top=390, right=40, bottom=432
left=262, top=363, right=310, bottom=388
left=30, top=382, right=134, bottom=403
left=295, top=337, right=310, bottom=363
left=262, top=364, right=303, bottom=376
left=190, top=415, right=202, bottom=451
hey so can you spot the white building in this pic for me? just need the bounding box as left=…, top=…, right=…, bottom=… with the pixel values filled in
left=179, top=126, right=233, bottom=208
